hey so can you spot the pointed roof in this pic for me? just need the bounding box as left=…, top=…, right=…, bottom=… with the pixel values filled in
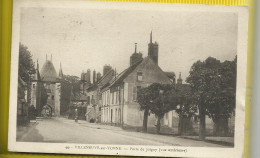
left=58, top=62, right=63, bottom=79
left=31, top=60, right=41, bottom=81
left=40, top=60, right=57, bottom=82
left=150, top=31, right=152, bottom=43
left=109, top=59, right=142, bottom=87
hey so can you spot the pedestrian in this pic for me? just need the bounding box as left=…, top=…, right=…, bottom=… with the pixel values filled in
left=75, top=108, right=78, bottom=122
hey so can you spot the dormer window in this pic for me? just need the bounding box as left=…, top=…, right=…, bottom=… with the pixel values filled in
left=137, top=72, right=143, bottom=81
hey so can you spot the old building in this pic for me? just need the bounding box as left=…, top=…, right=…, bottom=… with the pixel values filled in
left=80, top=69, right=91, bottom=95
left=101, top=32, right=175, bottom=128
left=69, top=93, right=88, bottom=120
left=30, top=60, right=47, bottom=117
left=31, top=56, right=62, bottom=117
left=85, top=66, right=114, bottom=123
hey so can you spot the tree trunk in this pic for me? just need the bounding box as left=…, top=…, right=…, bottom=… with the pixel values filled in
left=213, top=118, right=229, bottom=136
left=156, top=115, right=162, bottom=134
left=178, top=115, right=182, bottom=135
left=199, top=104, right=206, bottom=140
left=142, top=109, right=149, bottom=132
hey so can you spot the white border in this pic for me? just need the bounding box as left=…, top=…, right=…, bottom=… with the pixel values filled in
left=8, top=0, right=249, bottom=157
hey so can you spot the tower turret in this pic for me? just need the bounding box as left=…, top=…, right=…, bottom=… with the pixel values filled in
left=148, top=31, right=159, bottom=65
left=58, top=62, right=63, bottom=79
left=177, top=72, right=183, bottom=85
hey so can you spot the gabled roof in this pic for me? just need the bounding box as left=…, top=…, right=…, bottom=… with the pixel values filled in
left=97, top=69, right=114, bottom=86
left=88, top=69, right=115, bottom=92
left=109, top=59, right=143, bottom=87
left=109, top=56, right=173, bottom=88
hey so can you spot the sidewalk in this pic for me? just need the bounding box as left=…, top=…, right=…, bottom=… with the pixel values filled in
left=178, top=136, right=234, bottom=146
left=56, top=117, right=232, bottom=147
left=56, top=117, right=123, bottom=131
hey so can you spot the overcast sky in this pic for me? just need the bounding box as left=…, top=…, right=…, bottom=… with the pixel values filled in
left=20, top=7, right=238, bottom=82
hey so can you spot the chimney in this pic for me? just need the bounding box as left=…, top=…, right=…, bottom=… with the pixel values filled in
left=86, top=69, right=91, bottom=83
left=130, top=43, right=143, bottom=66
left=97, top=72, right=101, bottom=81
left=103, top=65, right=112, bottom=76
left=93, top=70, right=96, bottom=84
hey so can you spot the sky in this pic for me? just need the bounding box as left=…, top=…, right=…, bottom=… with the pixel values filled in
left=20, top=7, right=238, bottom=83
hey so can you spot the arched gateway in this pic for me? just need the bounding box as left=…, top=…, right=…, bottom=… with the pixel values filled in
left=41, top=104, right=52, bottom=117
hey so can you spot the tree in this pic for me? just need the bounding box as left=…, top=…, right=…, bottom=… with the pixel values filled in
left=137, top=83, right=177, bottom=134
left=175, top=84, right=197, bottom=135
left=60, top=75, right=81, bottom=116
left=206, top=57, right=237, bottom=136
left=137, top=87, right=152, bottom=133
left=19, top=43, right=35, bottom=82
left=186, top=56, right=237, bottom=139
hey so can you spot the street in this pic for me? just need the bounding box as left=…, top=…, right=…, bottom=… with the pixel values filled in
left=17, top=117, right=230, bottom=147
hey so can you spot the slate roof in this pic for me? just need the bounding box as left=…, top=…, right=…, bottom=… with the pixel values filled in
left=40, top=60, right=57, bottom=82
left=88, top=69, right=115, bottom=92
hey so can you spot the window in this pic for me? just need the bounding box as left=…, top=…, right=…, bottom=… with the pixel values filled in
left=107, top=91, right=109, bottom=105
left=33, top=84, right=35, bottom=88
left=116, top=91, right=119, bottom=104
left=137, top=72, right=143, bottom=81
left=110, top=93, right=113, bottom=105
left=114, top=92, right=116, bottom=104
left=133, top=86, right=141, bottom=101
left=120, top=88, right=124, bottom=104
left=52, top=95, right=54, bottom=100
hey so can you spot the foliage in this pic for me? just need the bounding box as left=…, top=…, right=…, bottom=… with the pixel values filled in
left=147, top=83, right=177, bottom=117
left=60, top=75, right=81, bottom=116
left=18, top=43, right=36, bottom=82
left=186, top=56, right=237, bottom=137
left=175, top=84, right=197, bottom=118
left=137, top=83, right=178, bottom=133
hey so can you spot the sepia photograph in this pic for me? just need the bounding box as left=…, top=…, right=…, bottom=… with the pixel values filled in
left=8, top=0, right=248, bottom=157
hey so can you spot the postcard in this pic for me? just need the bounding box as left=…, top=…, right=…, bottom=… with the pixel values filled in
left=8, top=0, right=249, bottom=157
